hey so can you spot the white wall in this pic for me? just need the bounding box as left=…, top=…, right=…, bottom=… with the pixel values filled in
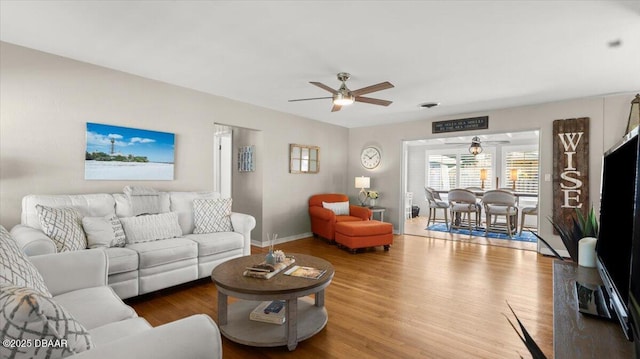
left=349, top=93, right=638, bottom=254
left=0, top=42, right=349, bottom=244
left=2, top=41, right=636, bottom=253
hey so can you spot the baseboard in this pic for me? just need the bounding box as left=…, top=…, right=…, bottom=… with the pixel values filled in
left=251, top=232, right=313, bottom=248
left=540, top=246, right=570, bottom=259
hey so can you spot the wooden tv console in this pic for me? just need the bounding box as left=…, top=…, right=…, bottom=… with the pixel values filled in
left=553, top=260, right=633, bottom=357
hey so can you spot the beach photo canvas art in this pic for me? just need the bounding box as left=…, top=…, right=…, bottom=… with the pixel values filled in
left=85, top=123, right=175, bottom=180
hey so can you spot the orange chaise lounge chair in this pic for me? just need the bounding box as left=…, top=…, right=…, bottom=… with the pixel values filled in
left=308, top=193, right=371, bottom=242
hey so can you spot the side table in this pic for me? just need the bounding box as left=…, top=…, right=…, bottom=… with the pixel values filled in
left=367, top=206, right=386, bottom=222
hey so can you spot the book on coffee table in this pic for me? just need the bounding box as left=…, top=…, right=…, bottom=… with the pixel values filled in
left=243, top=257, right=295, bottom=279
left=249, top=300, right=286, bottom=325
left=284, top=265, right=326, bottom=280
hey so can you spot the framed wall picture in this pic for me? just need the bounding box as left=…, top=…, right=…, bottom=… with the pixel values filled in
left=290, top=144, right=319, bottom=173
left=238, top=145, right=255, bottom=172
left=85, top=122, right=175, bottom=180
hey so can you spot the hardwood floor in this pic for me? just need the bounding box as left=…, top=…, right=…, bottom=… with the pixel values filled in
left=128, top=234, right=554, bottom=358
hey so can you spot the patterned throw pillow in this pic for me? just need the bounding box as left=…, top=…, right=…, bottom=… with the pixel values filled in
left=0, top=284, right=93, bottom=359
left=0, top=226, right=52, bottom=297
left=82, top=214, right=126, bottom=248
left=120, top=212, right=183, bottom=244
left=193, top=198, right=234, bottom=234
left=322, top=201, right=350, bottom=216
left=36, top=205, right=87, bottom=252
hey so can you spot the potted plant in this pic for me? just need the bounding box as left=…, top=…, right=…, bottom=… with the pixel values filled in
left=548, top=206, right=599, bottom=263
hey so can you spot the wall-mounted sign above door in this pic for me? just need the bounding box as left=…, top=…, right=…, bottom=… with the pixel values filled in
left=432, top=116, right=489, bottom=134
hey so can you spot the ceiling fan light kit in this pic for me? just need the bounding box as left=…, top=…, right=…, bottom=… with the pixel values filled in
left=333, top=92, right=355, bottom=106
left=289, top=72, right=394, bottom=112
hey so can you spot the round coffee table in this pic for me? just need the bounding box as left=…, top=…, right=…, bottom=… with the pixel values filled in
left=211, top=253, right=334, bottom=351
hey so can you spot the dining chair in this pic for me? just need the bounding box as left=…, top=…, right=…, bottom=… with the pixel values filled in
left=425, top=187, right=449, bottom=228
left=519, top=204, right=538, bottom=235
left=498, top=187, right=515, bottom=193
left=464, top=187, right=484, bottom=197
left=427, top=187, right=443, bottom=200
left=481, top=189, right=519, bottom=238
left=404, top=192, right=413, bottom=220
left=448, top=188, right=481, bottom=234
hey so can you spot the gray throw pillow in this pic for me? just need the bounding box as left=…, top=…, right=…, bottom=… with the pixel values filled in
left=193, top=198, right=234, bottom=234
left=36, top=205, right=87, bottom=252
left=0, top=225, right=51, bottom=297
left=82, top=214, right=126, bottom=248
left=0, top=284, right=93, bottom=358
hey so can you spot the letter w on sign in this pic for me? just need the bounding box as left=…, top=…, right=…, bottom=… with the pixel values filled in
left=552, top=118, right=590, bottom=233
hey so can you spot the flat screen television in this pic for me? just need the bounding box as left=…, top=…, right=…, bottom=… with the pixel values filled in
left=626, top=127, right=640, bottom=354
left=596, top=126, right=639, bottom=341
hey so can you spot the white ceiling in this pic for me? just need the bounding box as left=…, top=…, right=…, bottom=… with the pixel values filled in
left=1, top=1, right=639, bottom=128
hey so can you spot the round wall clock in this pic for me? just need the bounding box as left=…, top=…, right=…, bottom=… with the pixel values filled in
left=361, top=146, right=381, bottom=169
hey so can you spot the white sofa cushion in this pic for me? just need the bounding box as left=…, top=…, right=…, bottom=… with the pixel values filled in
left=169, top=191, right=220, bottom=235
left=36, top=205, right=87, bottom=252
left=104, top=247, right=139, bottom=275
left=0, top=284, right=93, bottom=358
left=185, top=232, right=244, bottom=257
left=120, top=213, right=182, bottom=244
left=0, top=226, right=52, bottom=297
left=22, top=194, right=116, bottom=230
left=126, top=238, right=198, bottom=269
left=82, top=214, right=126, bottom=248
left=54, top=286, right=137, bottom=331
left=88, top=317, right=152, bottom=347
left=113, top=192, right=171, bottom=218
left=193, top=198, right=234, bottom=234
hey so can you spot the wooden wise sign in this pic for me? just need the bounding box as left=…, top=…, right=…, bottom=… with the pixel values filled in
left=552, top=117, right=590, bottom=232
left=432, top=116, right=489, bottom=134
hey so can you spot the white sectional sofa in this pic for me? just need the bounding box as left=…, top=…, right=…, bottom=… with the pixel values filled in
left=0, top=226, right=222, bottom=358
left=10, top=191, right=256, bottom=299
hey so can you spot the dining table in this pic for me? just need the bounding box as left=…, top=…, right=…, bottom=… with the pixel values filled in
left=432, top=189, right=538, bottom=230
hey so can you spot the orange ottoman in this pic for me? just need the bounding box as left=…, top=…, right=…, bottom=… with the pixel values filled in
left=334, top=220, right=393, bottom=253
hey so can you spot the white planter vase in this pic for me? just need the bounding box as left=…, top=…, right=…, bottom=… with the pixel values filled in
left=578, top=237, right=597, bottom=268
left=369, top=199, right=376, bottom=206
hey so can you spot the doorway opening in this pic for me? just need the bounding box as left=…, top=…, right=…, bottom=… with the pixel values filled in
left=402, top=130, right=540, bottom=251
left=214, top=124, right=232, bottom=198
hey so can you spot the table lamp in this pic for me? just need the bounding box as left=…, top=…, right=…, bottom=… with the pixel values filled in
left=355, top=176, right=370, bottom=206
left=510, top=168, right=518, bottom=190
left=479, top=169, right=487, bottom=190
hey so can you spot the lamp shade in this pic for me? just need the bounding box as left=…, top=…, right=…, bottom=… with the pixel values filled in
left=510, top=168, right=518, bottom=181
left=355, top=176, right=370, bottom=189
left=479, top=168, right=487, bottom=181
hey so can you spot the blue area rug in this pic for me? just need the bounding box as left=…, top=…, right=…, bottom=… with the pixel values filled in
left=425, top=223, right=537, bottom=243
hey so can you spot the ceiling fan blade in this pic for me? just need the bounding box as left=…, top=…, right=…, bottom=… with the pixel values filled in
left=331, top=104, right=342, bottom=112
left=355, top=96, right=393, bottom=107
left=351, top=81, right=394, bottom=96
left=310, top=82, right=338, bottom=94
left=288, top=96, right=333, bottom=102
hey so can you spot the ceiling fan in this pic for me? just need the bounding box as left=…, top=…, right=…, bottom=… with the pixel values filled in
left=288, top=72, right=394, bottom=112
